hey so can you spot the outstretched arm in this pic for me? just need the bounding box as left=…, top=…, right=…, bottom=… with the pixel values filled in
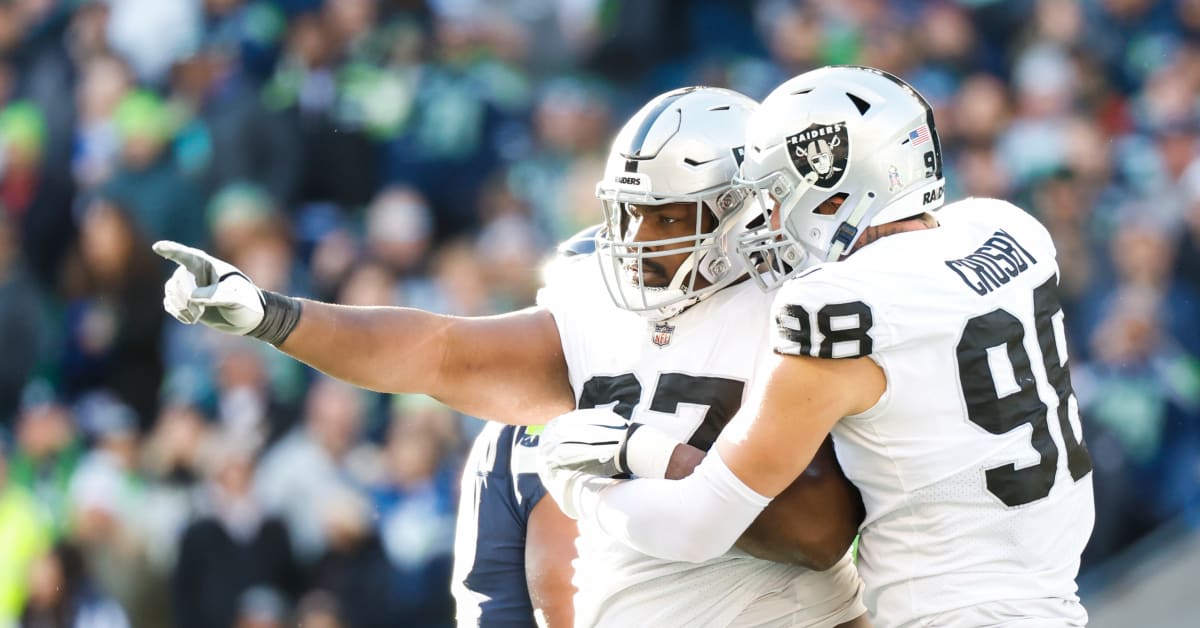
left=154, top=240, right=575, bottom=424
left=278, top=303, right=574, bottom=424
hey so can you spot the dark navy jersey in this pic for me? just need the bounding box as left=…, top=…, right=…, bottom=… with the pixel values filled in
left=555, top=224, right=601, bottom=258
left=451, top=422, right=548, bottom=627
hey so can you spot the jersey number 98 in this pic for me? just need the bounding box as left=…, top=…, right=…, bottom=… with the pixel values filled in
left=955, top=274, right=1092, bottom=507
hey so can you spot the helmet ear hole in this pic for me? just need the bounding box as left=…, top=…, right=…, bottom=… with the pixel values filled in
left=812, top=193, right=849, bottom=216
left=697, top=204, right=719, bottom=233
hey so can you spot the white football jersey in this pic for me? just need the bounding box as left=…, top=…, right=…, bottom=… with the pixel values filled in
left=771, top=198, right=1095, bottom=628
left=538, top=255, right=864, bottom=628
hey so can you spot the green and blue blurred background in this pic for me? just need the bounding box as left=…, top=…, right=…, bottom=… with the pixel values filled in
left=2, top=0, right=1200, bottom=626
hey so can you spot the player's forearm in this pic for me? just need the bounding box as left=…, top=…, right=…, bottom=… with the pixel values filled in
left=580, top=451, right=768, bottom=563
left=663, top=443, right=705, bottom=481
left=733, top=486, right=858, bottom=570
left=665, top=444, right=789, bottom=559
left=277, top=300, right=454, bottom=394
left=527, top=550, right=576, bottom=628
left=663, top=441, right=858, bottom=569
left=276, top=301, right=575, bottom=424
left=526, top=496, right=578, bottom=628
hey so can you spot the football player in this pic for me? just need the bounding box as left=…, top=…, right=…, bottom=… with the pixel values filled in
left=451, top=230, right=597, bottom=628
left=452, top=422, right=577, bottom=628
left=156, top=86, right=869, bottom=627
left=539, top=66, right=1096, bottom=627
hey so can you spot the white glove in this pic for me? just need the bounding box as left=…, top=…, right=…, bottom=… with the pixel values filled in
left=537, top=408, right=681, bottom=518
left=154, top=240, right=266, bottom=334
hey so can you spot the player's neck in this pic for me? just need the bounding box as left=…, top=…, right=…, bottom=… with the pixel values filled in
left=848, top=213, right=939, bottom=256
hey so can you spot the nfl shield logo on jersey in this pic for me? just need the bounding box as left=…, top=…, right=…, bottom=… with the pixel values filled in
left=652, top=322, right=674, bottom=347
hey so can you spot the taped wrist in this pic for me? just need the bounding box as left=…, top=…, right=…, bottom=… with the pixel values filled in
left=619, top=423, right=680, bottom=479
left=249, top=290, right=303, bottom=346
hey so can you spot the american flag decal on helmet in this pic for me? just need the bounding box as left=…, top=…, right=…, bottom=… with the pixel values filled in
left=908, top=125, right=931, bottom=146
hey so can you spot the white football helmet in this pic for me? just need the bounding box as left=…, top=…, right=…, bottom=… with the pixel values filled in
left=594, top=86, right=763, bottom=320
left=736, top=66, right=946, bottom=284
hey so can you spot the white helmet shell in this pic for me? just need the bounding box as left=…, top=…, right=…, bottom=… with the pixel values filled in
left=737, top=66, right=946, bottom=267
left=595, top=86, right=761, bottom=320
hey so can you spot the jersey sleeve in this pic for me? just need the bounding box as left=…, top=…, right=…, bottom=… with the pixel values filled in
left=536, top=252, right=595, bottom=324
left=536, top=252, right=607, bottom=386
left=769, top=267, right=895, bottom=359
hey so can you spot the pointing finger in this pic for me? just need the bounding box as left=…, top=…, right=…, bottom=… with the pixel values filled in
left=152, top=240, right=212, bottom=280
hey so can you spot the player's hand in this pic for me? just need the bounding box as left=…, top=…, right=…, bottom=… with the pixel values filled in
left=537, top=408, right=634, bottom=519
left=538, top=408, right=637, bottom=479
left=539, top=408, right=680, bottom=479
left=537, top=408, right=681, bottom=519
left=153, top=240, right=265, bottom=335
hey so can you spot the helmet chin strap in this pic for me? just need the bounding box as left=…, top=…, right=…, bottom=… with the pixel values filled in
left=665, top=248, right=701, bottom=295
left=824, top=190, right=878, bottom=261
left=637, top=249, right=702, bottom=322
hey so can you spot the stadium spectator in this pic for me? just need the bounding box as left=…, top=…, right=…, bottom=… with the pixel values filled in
left=232, top=585, right=290, bottom=628
left=254, top=377, right=368, bottom=564
left=0, top=100, right=75, bottom=289
left=66, top=392, right=170, bottom=628
left=72, top=54, right=134, bottom=189
left=58, top=196, right=165, bottom=427
left=173, top=436, right=301, bottom=628
left=101, top=90, right=206, bottom=248
left=20, top=542, right=129, bottom=628
left=370, top=403, right=458, bottom=624
left=6, top=389, right=80, bottom=532
left=0, top=213, right=42, bottom=427
left=308, top=488, right=398, bottom=628
left=0, top=431, right=50, bottom=625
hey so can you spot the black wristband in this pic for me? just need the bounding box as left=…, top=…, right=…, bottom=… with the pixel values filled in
left=616, top=422, right=643, bottom=476
left=248, top=290, right=303, bottom=346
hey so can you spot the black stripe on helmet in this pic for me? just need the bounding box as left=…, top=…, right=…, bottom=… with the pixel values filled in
left=624, top=87, right=699, bottom=159
left=839, top=65, right=943, bottom=180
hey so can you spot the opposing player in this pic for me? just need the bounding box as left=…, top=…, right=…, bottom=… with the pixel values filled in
left=155, top=86, right=868, bottom=626
left=539, top=66, right=1096, bottom=627
left=451, top=231, right=598, bottom=628
left=452, top=422, right=577, bottom=628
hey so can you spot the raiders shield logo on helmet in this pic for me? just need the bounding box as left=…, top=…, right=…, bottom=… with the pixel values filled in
left=786, top=122, right=849, bottom=189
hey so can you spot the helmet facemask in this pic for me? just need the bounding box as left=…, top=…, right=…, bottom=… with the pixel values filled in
left=592, top=86, right=763, bottom=321
left=734, top=171, right=815, bottom=291
left=596, top=183, right=752, bottom=321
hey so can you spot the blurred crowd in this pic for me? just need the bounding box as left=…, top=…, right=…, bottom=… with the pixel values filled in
left=0, top=0, right=1198, bottom=626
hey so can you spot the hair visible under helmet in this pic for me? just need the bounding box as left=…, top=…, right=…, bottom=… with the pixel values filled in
left=735, top=65, right=946, bottom=288
left=594, top=86, right=763, bottom=321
